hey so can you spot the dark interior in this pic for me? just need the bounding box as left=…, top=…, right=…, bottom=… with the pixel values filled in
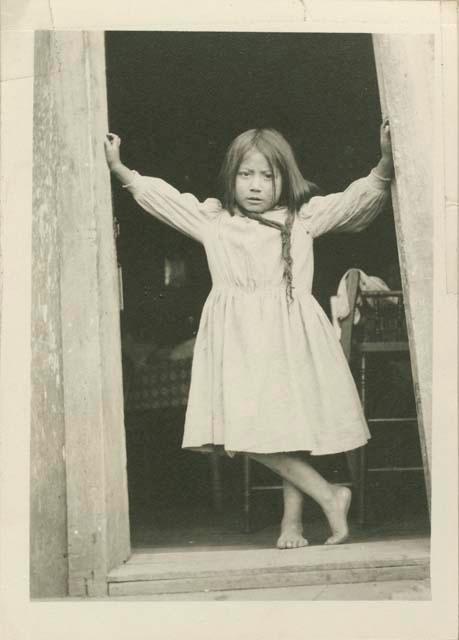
left=105, top=32, right=428, bottom=547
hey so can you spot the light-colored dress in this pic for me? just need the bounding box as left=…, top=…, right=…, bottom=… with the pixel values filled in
left=124, top=170, right=390, bottom=456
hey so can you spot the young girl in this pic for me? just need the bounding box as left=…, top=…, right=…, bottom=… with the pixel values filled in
left=104, top=121, right=393, bottom=548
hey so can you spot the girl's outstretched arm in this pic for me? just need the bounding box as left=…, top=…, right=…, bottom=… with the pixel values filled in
left=299, top=119, right=393, bottom=237
left=104, top=133, right=221, bottom=243
left=104, top=133, right=133, bottom=186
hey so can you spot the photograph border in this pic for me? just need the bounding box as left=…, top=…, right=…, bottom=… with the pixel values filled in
left=1, top=2, right=457, bottom=639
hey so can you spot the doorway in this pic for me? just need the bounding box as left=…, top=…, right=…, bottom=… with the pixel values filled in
left=105, top=31, right=429, bottom=555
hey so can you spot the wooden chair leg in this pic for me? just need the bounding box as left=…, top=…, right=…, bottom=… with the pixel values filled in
left=209, top=451, right=223, bottom=513
left=357, top=351, right=368, bottom=526
left=345, top=447, right=366, bottom=525
left=242, top=455, right=251, bottom=533
left=357, top=445, right=367, bottom=526
left=345, top=448, right=360, bottom=488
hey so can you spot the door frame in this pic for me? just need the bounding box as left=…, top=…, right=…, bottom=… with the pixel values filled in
left=30, top=29, right=437, bottom=597
left=372, top=34, right=434, bottom=508
left=31, top=31, right=130, bottom=597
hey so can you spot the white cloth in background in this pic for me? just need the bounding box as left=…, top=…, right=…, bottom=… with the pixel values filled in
left=124, top=170, right=389, bottom=456
left=331, top=269, right=395, bottom=340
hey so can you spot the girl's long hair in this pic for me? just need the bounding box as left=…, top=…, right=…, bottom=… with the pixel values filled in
left=219, top=128, right=320, bottom=304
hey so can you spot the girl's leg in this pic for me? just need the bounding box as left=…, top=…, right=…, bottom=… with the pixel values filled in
left=249, top=452, right=351, bottom=545
left=277, top=480, right=309, bottom=549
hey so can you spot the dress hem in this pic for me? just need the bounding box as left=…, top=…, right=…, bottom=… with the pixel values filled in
left=183, top=436, right=370, bottom=457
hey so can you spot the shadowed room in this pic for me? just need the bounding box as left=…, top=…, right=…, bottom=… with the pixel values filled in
left=105, top=31, right=429, bottom=551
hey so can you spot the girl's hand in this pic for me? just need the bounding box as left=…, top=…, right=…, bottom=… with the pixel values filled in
left=372, top=118, right=394, bottom=181
left=380, top=118, right=392, bottom=159
left=104, top=133, right=122, bottom=170
left=104, top=133, right=134, bottom=185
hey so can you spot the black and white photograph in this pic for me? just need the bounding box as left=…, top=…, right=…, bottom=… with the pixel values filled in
left=1, top=2, right=457, bottom=639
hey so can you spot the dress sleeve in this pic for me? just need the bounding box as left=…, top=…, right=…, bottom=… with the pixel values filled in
left=122, top=170, right=222, bottom=243
left=299, top=170, right=391, bottom=238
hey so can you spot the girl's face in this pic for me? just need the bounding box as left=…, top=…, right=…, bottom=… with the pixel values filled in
left=234, top=150, right=282, bottom=214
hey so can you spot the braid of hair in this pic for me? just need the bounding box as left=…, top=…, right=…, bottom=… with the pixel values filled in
left=280, top=209, right=295, bottom=306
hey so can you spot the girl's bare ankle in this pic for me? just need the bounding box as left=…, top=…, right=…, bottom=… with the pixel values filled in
left=281, top=515, right=302, bottom=530
left=320, top=484, right=339, bottom=512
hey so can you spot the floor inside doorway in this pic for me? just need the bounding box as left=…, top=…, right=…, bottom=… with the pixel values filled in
left=130, top=501, right=429, bottom=553
left=127, top=432, right=430, bottom=552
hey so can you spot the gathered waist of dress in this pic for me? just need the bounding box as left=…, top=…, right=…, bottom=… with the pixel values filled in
left=210, top=283, right=313, bottom=298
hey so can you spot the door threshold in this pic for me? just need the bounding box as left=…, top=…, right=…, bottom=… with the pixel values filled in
left=107, top=536, right=430, bottom=597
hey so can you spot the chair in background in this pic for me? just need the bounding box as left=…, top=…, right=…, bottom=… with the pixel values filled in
left=349, top=272, right=421, bottom=525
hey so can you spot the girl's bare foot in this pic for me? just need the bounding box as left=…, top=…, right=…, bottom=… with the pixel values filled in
left=277, top=520, right=309, bottom=549
left=323, top=486, right=352, bottom=545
